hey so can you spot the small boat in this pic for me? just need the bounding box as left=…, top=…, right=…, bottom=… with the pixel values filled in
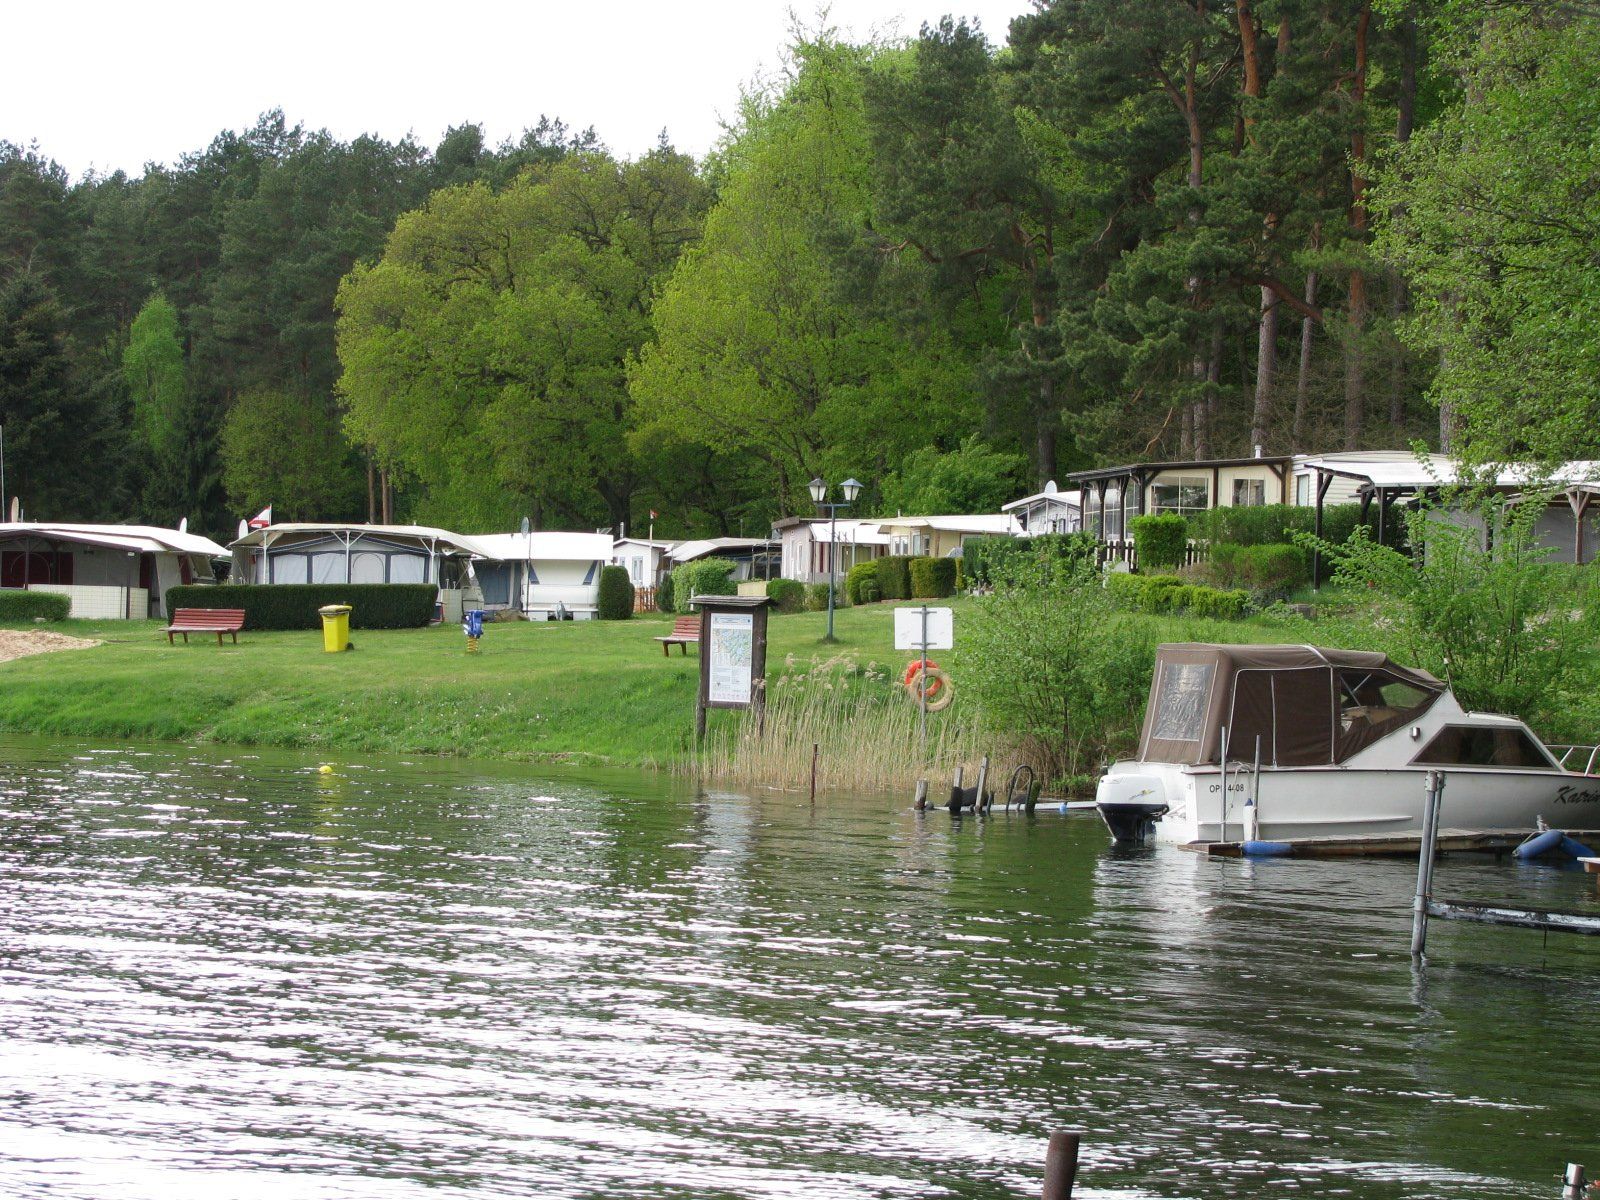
left=1096, top=643, right=1600, bottom=846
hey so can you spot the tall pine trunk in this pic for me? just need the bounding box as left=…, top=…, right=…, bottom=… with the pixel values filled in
left=1343, top=2, right=1372, bottom=450
left=1388, top=7, right=1418, bottom=434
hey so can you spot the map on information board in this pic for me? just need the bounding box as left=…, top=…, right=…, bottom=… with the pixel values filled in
left=707, top=612, right=755, bottom=704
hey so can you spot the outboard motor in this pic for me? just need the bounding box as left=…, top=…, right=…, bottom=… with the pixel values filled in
left=1096, top=773, right=1168, bottom=844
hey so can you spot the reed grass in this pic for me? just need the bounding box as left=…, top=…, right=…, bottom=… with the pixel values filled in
left=687, top=653, right=1002, bottom=794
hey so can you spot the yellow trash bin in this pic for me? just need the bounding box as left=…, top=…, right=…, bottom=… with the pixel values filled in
left=318, top=604, right=353, bottom=653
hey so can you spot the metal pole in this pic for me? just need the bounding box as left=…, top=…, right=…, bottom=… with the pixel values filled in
left=826, top=506, right=837, bottom=641
left=1041, top=1130, right=1081, bottom=1200
left=1, top=424, right=6, bottom=521
left=1563, top=1163, right=1587, bottom=1199
left=1219, top=724, right=1231, bottom=843
left=1411, top=770, right=1445, bottom=958
left=919, top=604, right=929, bottom=756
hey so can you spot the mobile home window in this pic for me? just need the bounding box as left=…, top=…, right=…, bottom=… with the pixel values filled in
left=1295, top=475, right=1311, bottom=506
left=1150, top=477, right=1208, bottom=516
left=1232, top=479, right=1266, bottom=506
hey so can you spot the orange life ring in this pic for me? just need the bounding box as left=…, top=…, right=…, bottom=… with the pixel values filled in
left=903, top=658, right=943, bottom=697
left=915, top=667, right=955, bottom=712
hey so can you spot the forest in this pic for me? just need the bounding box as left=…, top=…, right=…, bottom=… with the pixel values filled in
left=0, top=0, right=1595, bottom=539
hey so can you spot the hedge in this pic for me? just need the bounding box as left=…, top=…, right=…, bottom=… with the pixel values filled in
left=1207, top=542, right=1310, bottom=593
left=1187, top=502, right=1376, bottom=548
left=597, top=566, right=635, bottom=620
left=0, top=589, right=70, bottom=621
left=163, top=584, right=437, bottom=630
left=766, top=577, right=805, bottom=613
left=1106, top=573, right=1247, bottom=619
left=1129, top=514, right=1189, bottom=570
left=876, top=555, right=913, bottom=601
left=804, top=581, right=837, bottom=611
left=909, top=556, right=957, bottom=598
left=961, top=532, right=1098, bottom=588
left=656, top=573, right=675, bottom=613
left=670, top=558, right=737, bottom=613
left=844, top=560, right=881, bottom=605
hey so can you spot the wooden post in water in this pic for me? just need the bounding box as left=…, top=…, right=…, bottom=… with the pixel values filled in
left=1041, top=1130, right=1081, bottom=1200
left=1411, top=770, right=1445, bottom=957
left=975, top=755, right=990, bottom=813
left=913, top=779, right=928, bottom=811
left=809, top=742, right=819, bottom=804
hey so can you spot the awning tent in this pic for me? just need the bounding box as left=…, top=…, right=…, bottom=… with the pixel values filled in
left=1138, top=643, right=1443, bottom=768
left=227, top=524, right=489, bottom=586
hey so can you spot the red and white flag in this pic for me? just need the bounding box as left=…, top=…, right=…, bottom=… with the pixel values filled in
left=649, top=509, right=658, bottom=520
left=248, top=505, right=273, bottom=529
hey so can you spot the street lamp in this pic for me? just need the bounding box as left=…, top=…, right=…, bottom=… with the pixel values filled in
left=809, top=476, right=862, bottom=642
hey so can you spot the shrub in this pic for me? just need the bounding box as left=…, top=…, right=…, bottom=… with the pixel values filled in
left=965, top=555, right=1156, bottom=785
left=876, top=555, right=913, bottom=600
left=597, top=566, right=634, bottom=620
left=670, top=558, right=737, bottom=612
left=963, top=532, right=1098, bottom=589
left=1206, top=542, right=1310, bottom=594
left=655, top=572, right=675, bottom=614
left=1187, top=502, right=1376, bottom=548
left=163, top=584, right=437, bottom=630
left=1187, top=587, right=1249, bottom=619
left=1107, top=572, right=1183, bottom=613
left=1129, top=514, right=1189, bottom=570
left=804, top=582, right=836, bottom=611
left=909, top=556, right=957, bottom=598
left=1106, top=572, right=1247, bottom=619
left=0, top=589, right=70, bottom=621
left=844, top=560, right=881, bottom=605
left=766, top=578, right=805, bottom=613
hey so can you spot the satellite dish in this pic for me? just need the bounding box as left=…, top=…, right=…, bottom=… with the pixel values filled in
left=237, top=519, right=249, bottom=541
left=1043, top=480, right=1057, bottom=495
left=178, top=517, right=188, bottom=533
left=520, top=516, right=531, bottom=534
left=8, top=497, right=18, bottom=522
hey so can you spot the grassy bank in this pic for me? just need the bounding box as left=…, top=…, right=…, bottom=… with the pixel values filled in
left=0, top=599, right=1376, bottom=778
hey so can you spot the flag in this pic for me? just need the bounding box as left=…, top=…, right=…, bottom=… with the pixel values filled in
left=248, top=505, right=272, bottom=529
left=649, top=509, right=658, bottom=519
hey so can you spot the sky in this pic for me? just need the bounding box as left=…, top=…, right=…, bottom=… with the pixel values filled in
left=6, top=0, right=1034, bottom=180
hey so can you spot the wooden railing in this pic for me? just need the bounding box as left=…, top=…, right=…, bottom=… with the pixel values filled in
left=1094, top=539, right=1208, bottom=572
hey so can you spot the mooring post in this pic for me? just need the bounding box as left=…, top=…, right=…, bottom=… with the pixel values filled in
left=1041, top=1130, right=1081, bottom=1200
left=1562, top=1162, right=1587, bottom=1199
left=949, top=765, right=965, bottom=814
left=1411, top=770, right=1445, bottom=958
left=809, top=742, right=819, bottom=805
left=914, top=779, right=928, bottom=811
left=975, top=755, right=990, bottom=813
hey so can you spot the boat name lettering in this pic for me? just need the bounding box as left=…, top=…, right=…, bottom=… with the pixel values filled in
left=1554, top=784, right=1600, bottom=806
left=1207, top=782, right=1248, bottom=794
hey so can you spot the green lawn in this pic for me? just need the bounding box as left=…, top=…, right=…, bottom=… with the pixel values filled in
left=0, top=599, right=1344, bottom=766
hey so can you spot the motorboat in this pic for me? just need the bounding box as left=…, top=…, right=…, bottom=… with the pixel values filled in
left=1096, top=643, right=1600, bottom=846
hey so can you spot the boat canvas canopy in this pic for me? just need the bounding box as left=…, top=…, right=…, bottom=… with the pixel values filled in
left=1138, top=643, right=1444, bottom=767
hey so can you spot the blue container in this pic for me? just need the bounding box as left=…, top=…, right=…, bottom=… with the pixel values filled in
left=462, top=609, right=485, bottom=639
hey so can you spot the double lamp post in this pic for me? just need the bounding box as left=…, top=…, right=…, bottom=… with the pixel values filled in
left=809, top=475, right=861, bottom=643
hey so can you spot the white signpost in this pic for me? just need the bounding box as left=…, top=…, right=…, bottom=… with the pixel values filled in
left=895, top=605, right=953, bottom=753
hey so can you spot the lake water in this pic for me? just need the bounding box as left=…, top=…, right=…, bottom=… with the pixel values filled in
left=2, top=734, right=1597, bottom=1199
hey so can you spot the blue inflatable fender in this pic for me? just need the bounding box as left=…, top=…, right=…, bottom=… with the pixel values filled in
left=1241, top=840, right=1294, bottom=857
left=1514, top=828, right=1568, bottom=859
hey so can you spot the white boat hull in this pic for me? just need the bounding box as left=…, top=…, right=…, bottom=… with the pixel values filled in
left=1098, top=762, right=1600, bottom=845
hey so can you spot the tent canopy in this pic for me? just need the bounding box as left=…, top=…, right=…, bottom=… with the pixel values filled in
left=1138, top=643, right=1443, bottom=767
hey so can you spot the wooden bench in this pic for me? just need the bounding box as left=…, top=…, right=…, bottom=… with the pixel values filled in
left=163, top=608, right=245, bottom=646
left=655, top=615, right=701, bottom=656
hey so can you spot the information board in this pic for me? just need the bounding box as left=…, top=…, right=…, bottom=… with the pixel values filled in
left=894, top=606, right=953, bottom=651
left=707, top=611, right=756, bottom=704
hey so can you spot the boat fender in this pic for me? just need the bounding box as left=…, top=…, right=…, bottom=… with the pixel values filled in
left=1513, top=828, right=1566, bottom=859
left=1241, top=840, right=1294, bottom=857
left=1560, top=835, right=1597, bottom=859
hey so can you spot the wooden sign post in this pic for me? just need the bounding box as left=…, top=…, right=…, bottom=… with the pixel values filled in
left=690, top=594, right=773, bottom=742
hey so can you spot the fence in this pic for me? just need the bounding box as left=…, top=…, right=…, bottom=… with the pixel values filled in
left=633, top=586, right=657, bottom=613
left=1094, top=539, right=1207, bottom=572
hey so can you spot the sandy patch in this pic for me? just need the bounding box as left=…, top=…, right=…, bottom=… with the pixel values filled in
left=0, top=629, right=103, bottom=664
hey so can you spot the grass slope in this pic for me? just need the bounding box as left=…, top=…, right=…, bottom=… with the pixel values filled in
left=0, top=601, right=1343, bottom=766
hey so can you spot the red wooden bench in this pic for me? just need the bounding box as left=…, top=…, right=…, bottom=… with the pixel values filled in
left=164, top=608, right=246, bottom=646
left=655, top=615, right=701, bottom=656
